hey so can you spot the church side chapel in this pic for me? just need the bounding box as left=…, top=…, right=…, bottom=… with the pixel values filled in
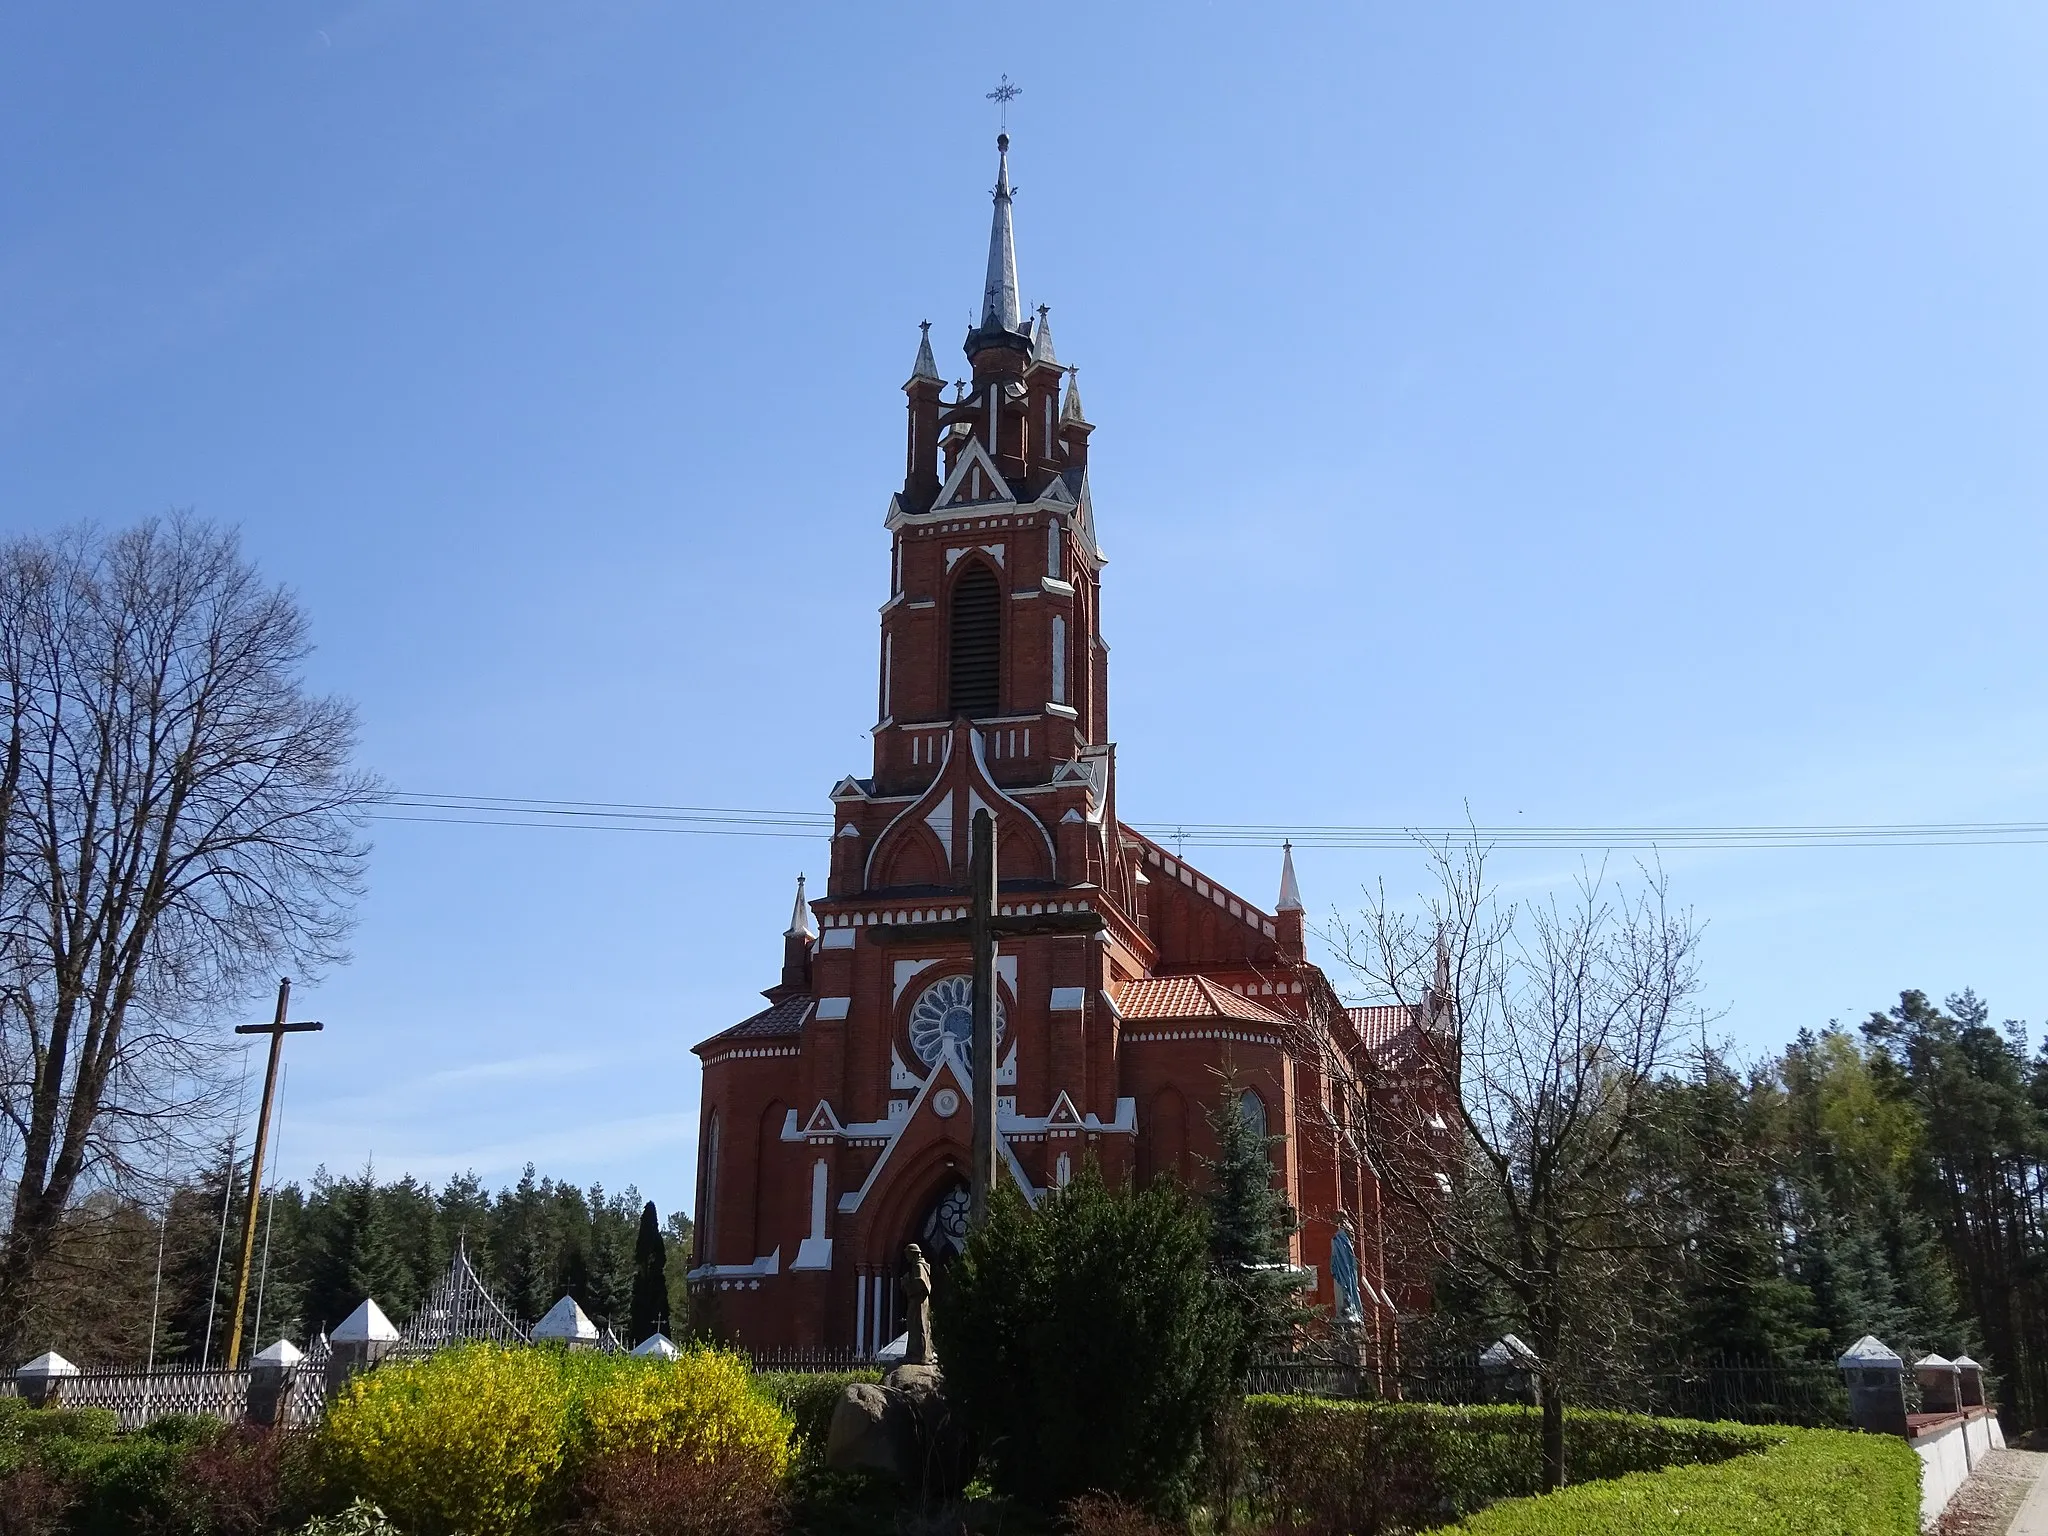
left=689, top=132, right=1449, bottom=1361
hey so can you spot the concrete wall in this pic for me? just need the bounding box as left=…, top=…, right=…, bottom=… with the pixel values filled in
left=1914, top=1409, right=2007, bottom=1529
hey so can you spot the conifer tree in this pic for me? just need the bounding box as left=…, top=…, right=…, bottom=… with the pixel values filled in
left=629, top=1200, right=670, bottom=1344
left=1202, top=1072, right=1301, bottom=1370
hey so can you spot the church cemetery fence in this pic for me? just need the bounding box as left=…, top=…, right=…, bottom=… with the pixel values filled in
left=0, top=1355, right=332, bottom=1430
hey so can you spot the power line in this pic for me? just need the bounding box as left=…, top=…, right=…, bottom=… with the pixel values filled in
left=368, top=793, right=2048, bottom=852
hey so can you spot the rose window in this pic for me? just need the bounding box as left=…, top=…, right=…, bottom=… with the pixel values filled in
left=908, top=974, right=1006, bottom=1071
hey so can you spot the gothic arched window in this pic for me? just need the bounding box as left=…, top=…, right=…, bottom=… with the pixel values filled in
left=948, top=563, right=1002, bottom=718
left=697, top=1111, right=721, bottom=1265
left=1239, top=1088, right=1269, bottom=1146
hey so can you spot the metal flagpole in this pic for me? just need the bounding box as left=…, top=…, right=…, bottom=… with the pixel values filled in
left=201, top=1043, right=255, bottom=1370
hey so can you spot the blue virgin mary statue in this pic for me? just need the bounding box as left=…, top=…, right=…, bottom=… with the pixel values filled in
left=1329, top=1216, right=1365, bottom=1327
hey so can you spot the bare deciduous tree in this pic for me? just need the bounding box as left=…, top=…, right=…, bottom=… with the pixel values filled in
left=0, top=517, right=375, bottom=1353
left=1293, top=835, right=1705, bottom=1491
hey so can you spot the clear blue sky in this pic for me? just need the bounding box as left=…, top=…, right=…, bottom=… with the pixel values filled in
left=4, top=4, right=2044, bottom=1220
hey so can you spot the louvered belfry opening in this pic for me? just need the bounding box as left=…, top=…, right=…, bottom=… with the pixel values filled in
left=948, top=562, right=1002, bottom=718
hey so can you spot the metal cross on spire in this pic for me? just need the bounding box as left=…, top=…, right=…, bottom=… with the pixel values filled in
left=986, top=74, right=1021, bottom=131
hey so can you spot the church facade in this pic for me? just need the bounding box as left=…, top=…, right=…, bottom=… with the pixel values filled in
left=688, top=135, right=1442, bottom=1358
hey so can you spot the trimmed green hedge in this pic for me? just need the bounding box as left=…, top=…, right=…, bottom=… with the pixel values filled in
left=1241, top=1398, right=1774, bottom=1524
left=1237, top=1399, right=1916, bottom=1535
left=1457, top=1423, right=1920, bottom=1535
left=755, top=1369, right=881, bottom=1467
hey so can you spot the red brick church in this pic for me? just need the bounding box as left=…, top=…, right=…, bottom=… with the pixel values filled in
left=689, top=134, right=1444, bottom=1357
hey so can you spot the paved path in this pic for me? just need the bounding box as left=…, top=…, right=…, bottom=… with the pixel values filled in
left=1932, top=1448, right=2048, bottom=1535
left=2009, top=1449, right=2048, bottom=1536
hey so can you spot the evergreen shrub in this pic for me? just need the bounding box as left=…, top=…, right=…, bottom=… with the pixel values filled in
left=935, top=1168, right=1240, bottom=1515
left=29, top=1432, right=191, bottom=1536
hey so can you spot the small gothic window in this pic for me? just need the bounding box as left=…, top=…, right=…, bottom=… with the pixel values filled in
left=1239, top=1088, right=1269, bottom=1145
left=1051, top=614, right=1067, bottom=705
left=697, top=1111, right=721, bottom=1264
left=948, top=563, right=1002, bottom=718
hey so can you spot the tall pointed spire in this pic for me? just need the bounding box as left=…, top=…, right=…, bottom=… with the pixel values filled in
left=785, top=873, right=817, bottom=940
left=980, top=134, right=1022, bottom=333
left=911, top=321, right=940, bottom=382
left=1061, top=367, right=1088, bottom=424
left=1031, top=304, right=1058, bottom=366
left=1276, top=841, right=1304, bottom=913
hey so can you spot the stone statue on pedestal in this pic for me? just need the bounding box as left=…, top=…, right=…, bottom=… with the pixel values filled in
left=901, top=1242, right=936, bottom=1366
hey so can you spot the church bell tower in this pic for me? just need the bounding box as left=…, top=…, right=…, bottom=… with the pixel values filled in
left=838, top=131, right=1116, bottom=901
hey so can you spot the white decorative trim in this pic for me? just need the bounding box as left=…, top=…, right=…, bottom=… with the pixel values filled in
left=702, top=1044, right=803, bottom=1068
left=863, top=732, right=954, bottom=888
left=1041, top=577, right=1075, bottom=596
left=820, top=928, right=856, bottom=950
left=925, top=791, right=957, bottom=860
left=965, top=729, right=1058, bottom=872
left=1045, top=702, right=1078, bottom=719
left=933, top=436, right=1017, bottom=510
left=1124, top=1029, right=1284, bottom=1048
left=793, top=1238, right=833, bottom=1271
left=686, top=1248, right=780, bottom=1283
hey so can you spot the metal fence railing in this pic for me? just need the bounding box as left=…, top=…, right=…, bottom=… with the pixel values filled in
left=0, top=1364, right=329, bottom=1430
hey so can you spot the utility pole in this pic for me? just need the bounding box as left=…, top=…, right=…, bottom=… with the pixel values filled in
left=224, top=979, right=322, bottom=1369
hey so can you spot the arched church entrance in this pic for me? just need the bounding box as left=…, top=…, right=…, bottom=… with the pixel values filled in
left=913, top=1179, right=972, bottom=1272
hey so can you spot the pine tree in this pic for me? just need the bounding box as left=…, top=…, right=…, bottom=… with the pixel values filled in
left=1202, top=1072, right=1301, bottom=1370
left=630, top=1201, right=670, bottom=1344
left=1656, top=1058, right=1820, bottom=1366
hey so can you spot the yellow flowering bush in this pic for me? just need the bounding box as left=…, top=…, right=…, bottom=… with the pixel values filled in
left=580, top=1348, right=793, bottom=1473
left=315, top=1344, right=795, bottom=1536
left=320, top=1346, right=573, bottom=1536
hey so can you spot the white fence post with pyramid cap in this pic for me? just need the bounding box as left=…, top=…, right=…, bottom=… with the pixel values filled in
left=532, top=1296, right=603, bottom=1350
left=1837, top=1335, right=1908, bottom=1437
left=246, top=1338, right=303, bottom=1426
left=328, top=1298, right=401, bottom=1396
left=15, top=1351, right=79, bottom=1409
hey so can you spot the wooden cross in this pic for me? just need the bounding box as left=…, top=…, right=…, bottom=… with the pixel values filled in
left=223, top=978, right=323, bottom=1369
left=869, top=808, right=1101, bottom=1228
